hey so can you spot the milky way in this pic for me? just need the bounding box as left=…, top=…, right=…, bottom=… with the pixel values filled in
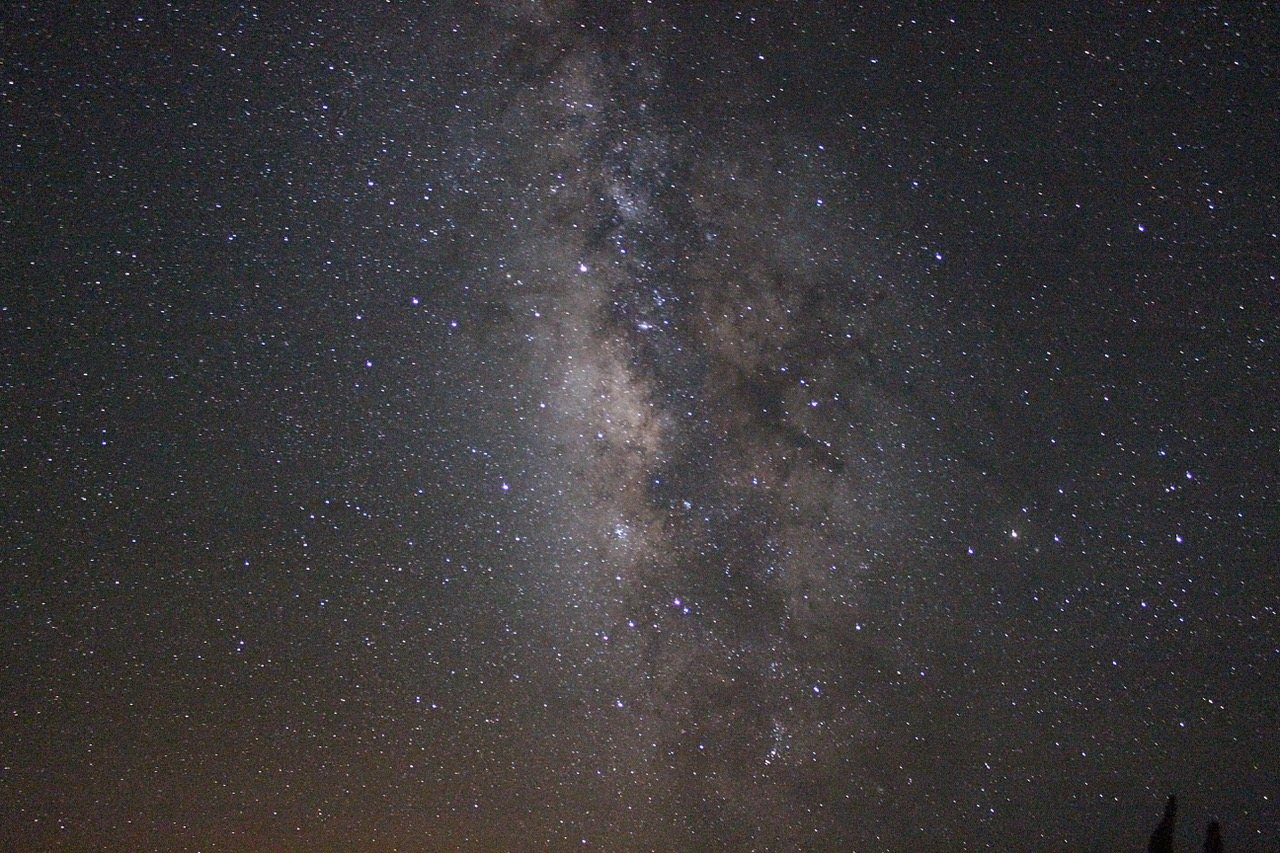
left=463, top=4, right=1019, bottom=844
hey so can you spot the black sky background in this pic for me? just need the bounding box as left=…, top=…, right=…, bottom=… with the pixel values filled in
left=2, top=2, right=1277, bottom=850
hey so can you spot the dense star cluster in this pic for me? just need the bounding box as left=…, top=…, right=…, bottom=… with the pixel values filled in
left=2, top=2, right=1276, bottom=850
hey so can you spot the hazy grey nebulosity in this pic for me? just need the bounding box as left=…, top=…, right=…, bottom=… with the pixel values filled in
left=464, top=3, right=1037, bottom=844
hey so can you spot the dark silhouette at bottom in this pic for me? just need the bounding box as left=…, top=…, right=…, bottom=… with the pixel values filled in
left=1202, top=819, right=1224, bottom=853
left=1150, top=795, right=1176, bottom=853
left=1147, top=795, right=1227, bottom=852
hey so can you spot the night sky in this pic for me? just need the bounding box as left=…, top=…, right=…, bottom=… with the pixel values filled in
left=2, top=2, right=1277, bottom=850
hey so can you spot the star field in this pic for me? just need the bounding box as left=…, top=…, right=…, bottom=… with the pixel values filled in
left=2, top=2, right=1277, bottom=851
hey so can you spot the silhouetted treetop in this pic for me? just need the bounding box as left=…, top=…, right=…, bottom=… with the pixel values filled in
left=1149, top=795, right=1176, bottom=853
